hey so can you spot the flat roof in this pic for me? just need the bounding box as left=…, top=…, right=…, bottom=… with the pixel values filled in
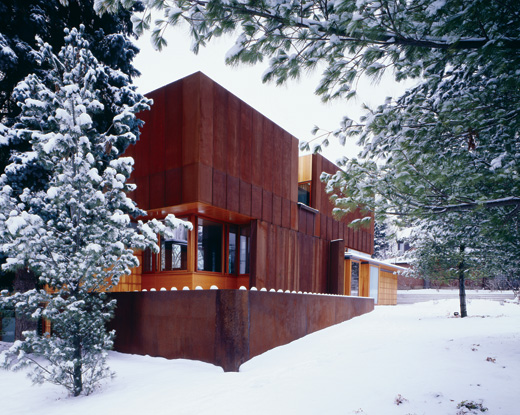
left=344, top=251, right=407, bottom=271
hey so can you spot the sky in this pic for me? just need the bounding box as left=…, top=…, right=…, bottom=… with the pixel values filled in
left=132, top=24, right=412, bottom=164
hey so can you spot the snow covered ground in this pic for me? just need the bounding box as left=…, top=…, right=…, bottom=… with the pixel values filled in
left=1, top=298, right=519, bottom=415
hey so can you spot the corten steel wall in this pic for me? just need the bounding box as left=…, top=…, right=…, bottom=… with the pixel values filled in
left=125, top=72, right=300, bottom=217
left=109, top=290, right=374, bottom=371
left=125, top=72, right=374, bottom=293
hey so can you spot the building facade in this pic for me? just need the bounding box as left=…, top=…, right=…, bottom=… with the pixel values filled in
left=115, top=72, right=397, bottom=304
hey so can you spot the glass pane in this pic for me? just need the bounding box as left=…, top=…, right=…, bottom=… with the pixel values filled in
left=161, top=220, right=189, bottom=271
left=298, top=182, right=311, bottom=205
left=198, top=218, right=222, bottom=272
left=370, top=266, right=379, bottom=305
left=351, top=262, right=359, bottom=296
left=229, top=225, right=238, bottom=274
left=239, top=226, right=250, bottom=274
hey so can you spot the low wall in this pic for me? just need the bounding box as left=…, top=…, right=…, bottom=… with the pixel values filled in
left=109, top=290, right=374, bottom=371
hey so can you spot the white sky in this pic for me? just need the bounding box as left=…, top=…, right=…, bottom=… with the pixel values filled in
left=132, top=25, right=411, bottom=164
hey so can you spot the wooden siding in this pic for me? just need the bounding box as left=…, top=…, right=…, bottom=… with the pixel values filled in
left=378, top=270, right=398, bottom=305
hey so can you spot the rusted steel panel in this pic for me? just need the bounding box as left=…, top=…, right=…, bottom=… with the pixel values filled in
left=290, top=138, right=299, bottom=202
left=164, top=79, right=184, bottom=170
left=281, top=197, right=291, bottom=229
left=251, top=110, right=264, bottom=187
left=306, top=209, right=315, bottom=236
left=298, top=235, right=312, bottom=292
left=272, top=194, right=282, bottom=227
left=110, top=291, right=217, bottom=364
left=213, top=83, right=228, bottom=172
left=149, top=171, right=165, bottom=210
left=272, top=126, right=283, bottom=196
left=262, top=189, right=273, bottom=223
left=110, top=290, right=374, bottom=372
left=148, top=88, right=166, bottom=176
left=298, top=208, right=307, bottom=235
left=290, top=201, right=298, bottom=231
left=227, top=93, right=240, bottom=177
left=164, top=168, right=182, bottom=207
left=267, top=223, right=277, bottom=289
left=332, top=218, right=339, bottom=240
left=320, top=213, right=327, bottom=240
left=248, top=291, right=307, bottom=358
left=327, top=216, right=333, bottom=241
left=251, top=184, right=262, bottom=219
left=212, top=169, right=227, bottom=209
left=275, top=226, right=283, bottom=289
left=314, top=211, right=321, bottom=238
left=226, top=174, right=240, bottom=213
left=329, top=239, right=345, bottom=295
left=199, top=73, right=214, bottom=167
left=281, top=132, right=291, bottom=200
left=240, top=103, right=252, bottom=183
left=199, top=163, right=213, bottom=204
left=214, top=290, right=249, bottom=371
left=181, top=75, right=200, bottom=166
left=239, top=179, right=252, bottom=217
left=262, top=119, right=273, bottom=192
left=181, top=163, right=199, bottom=203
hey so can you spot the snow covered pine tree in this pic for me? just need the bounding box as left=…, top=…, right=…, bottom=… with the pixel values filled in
left=0, top=27, right=189, bottom=396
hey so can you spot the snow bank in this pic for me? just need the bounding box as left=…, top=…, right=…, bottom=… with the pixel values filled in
left=1, top=299, right=519, bottom=415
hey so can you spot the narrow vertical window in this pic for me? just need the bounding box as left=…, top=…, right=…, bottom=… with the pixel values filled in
left=351, top=262, right=359, bottom=296
left=239, top=226, right=250, bottom=274
left=197, top=218, right=223, bottom=272
left=229, top=225, right=238, bottom=274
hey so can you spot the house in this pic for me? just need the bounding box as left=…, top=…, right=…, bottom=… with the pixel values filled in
left=1, top=72, right=402, bottom=369
left=112, top=71, right=400, bottom=303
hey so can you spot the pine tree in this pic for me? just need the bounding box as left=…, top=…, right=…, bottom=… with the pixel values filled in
left=0, top=27, right=189, bottom=396
left=1, top=0, right=145, bottom=335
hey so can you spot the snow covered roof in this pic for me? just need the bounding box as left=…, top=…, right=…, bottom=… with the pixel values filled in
left=344, top=250, right=407, bottom=271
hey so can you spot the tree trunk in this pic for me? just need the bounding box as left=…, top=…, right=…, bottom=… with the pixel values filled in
left=73, top=333, right=83, bottom=396
left=13, top=268, right=37, bottom=340
left=458, top=245, right=467, bottom=318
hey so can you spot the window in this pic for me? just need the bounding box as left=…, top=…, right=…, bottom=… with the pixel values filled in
left=228, top=225, right=250, bottom=274
left=229, top=225, right=238, bottom=274
left=161, top=223, right=188, bottom=271
left=198, top=218, right=223, bottom=272
left=351, top=262, right=359, bottom=296
left=239, top=226, right=250, bottom=274
left=298, top=182, right=311, bottom=205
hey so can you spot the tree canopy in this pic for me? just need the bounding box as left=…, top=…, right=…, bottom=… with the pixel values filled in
left=0, top=26, right=188, bottom=396
left=97, top=0, right=519, bottom=267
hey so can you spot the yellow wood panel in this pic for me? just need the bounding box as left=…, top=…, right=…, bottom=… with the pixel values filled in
left=359, top=262, right=370, bottom=297
left=298, top=154, right=313, bottom=182
left=378, top=271, right=397, bottom=305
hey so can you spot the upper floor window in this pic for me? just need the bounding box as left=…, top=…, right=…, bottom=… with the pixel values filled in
left=298, top=181, right=311, bottom=206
